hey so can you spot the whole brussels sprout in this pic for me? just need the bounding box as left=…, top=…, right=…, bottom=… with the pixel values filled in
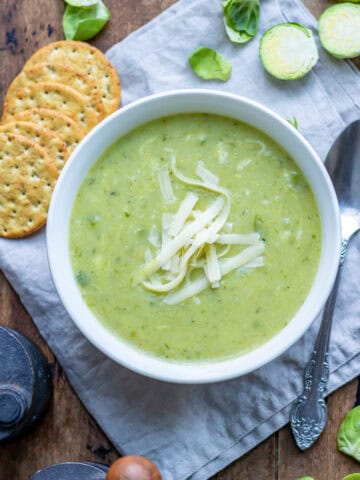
left=342, top=474, right=360, bottom=480
left=337, top=406, right=360, bottom=462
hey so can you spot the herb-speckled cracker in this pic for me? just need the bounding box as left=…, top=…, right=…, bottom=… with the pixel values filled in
left=0, top=121, right=69, bottom=174
left=2, top=82, right=98, bottom=134
left=12, top=108, right=82, bottom=152
left=8, top=63, right=105, bottom=120
left=24, top=41, right=121, bottom=117
left=0, top=132, right=58, bottom=238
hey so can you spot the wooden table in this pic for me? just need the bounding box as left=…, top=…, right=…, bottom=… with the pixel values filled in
left=0, top=1, right=359, bottom=479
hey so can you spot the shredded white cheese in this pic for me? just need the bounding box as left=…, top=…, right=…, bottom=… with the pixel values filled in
left=223, top=222, right=233, bottom=233
left=196, top=161, right=219, bottom=185
left=144, top=248, right=152, bottom=263
left=137, top=160, right=265, bottom=303
left=205, top=244, right=221, bottom=287
left=164, top=243, right=265, bottom=305
left=245, top=139, right=266, bottom=155
left=156, top=197, right=224, bottom=269
left=148, top=226, right=161, bottom=248
left=168, top=192, right=199, bottom=237
left=217, top=142, right=228, bottom=164
left=164, top=277, right=209, bottom=305
left=237, top=159, right=252, bottom=171
left=219, top=242, right=265, bottom=276
left=162, top=213, right=173, bottom=230
left=158, top=166, right=176, bottom=204
left=161, top=215, right=172, bottom=270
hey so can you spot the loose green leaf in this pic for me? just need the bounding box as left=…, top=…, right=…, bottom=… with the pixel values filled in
left=188, top=47, right=232, bottom=81
left=343, top=475, right=360, bottom=480
left=223, top=19, right=252, bottom=43
left=295, top=477, right=315, bottom=480
left=64, top=0, right=98, bottom=6
left=63, top=0, right=110, bottom=41
left=222, top=0, right=260, bottom=44
left=287, top=116, right=299, bottom=129
left=337, top=406, right=360, bottom=462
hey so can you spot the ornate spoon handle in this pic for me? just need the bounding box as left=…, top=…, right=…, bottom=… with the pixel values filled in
left=290, top=240, right=347, bottom=450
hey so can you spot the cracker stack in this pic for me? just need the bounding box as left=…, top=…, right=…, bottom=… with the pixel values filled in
left=0, top=40, right=121, bottom=238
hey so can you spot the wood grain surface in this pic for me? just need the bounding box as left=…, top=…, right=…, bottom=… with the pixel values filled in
left=0, top=1, right=359, bottom=479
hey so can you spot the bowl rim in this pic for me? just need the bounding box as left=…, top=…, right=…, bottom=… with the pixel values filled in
left=47, top=89, right=341, bottom=384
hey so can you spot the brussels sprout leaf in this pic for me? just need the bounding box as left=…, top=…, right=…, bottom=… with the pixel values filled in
left=64, top=0, right=98, bottom=6
left=189, top=47, right=232, bottom=81
left=337, top=406, right=360, bottom=462
left=63, top=0, right=110, bottom=41
left=222, top=0, right=260, bottom=44
left=287, top=116, right=299, bottom=129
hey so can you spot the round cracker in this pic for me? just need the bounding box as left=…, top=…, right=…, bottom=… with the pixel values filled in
left=2, top=82, right=98, bottom=134
left=0, top=121, right=69, bottom=174
left=24, top=41, right=120, bottom=117
left=0, top=132, right=57, bottom=238
left=12, top=108, right=83, bottom=153
left=9, top=63, right=105, bottom=120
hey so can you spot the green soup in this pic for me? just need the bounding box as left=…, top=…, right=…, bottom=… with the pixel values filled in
left=70, top=114, right=321, bottom=361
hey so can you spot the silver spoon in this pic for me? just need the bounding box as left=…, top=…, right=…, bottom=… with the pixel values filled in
left=291, top=119, right=360, bottom=450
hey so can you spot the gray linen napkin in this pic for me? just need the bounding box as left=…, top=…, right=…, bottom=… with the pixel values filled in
left=1, top=0, right=360, bottom=479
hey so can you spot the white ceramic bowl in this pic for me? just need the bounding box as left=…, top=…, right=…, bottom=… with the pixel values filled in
left=47, top=90, right=341, bottom=384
